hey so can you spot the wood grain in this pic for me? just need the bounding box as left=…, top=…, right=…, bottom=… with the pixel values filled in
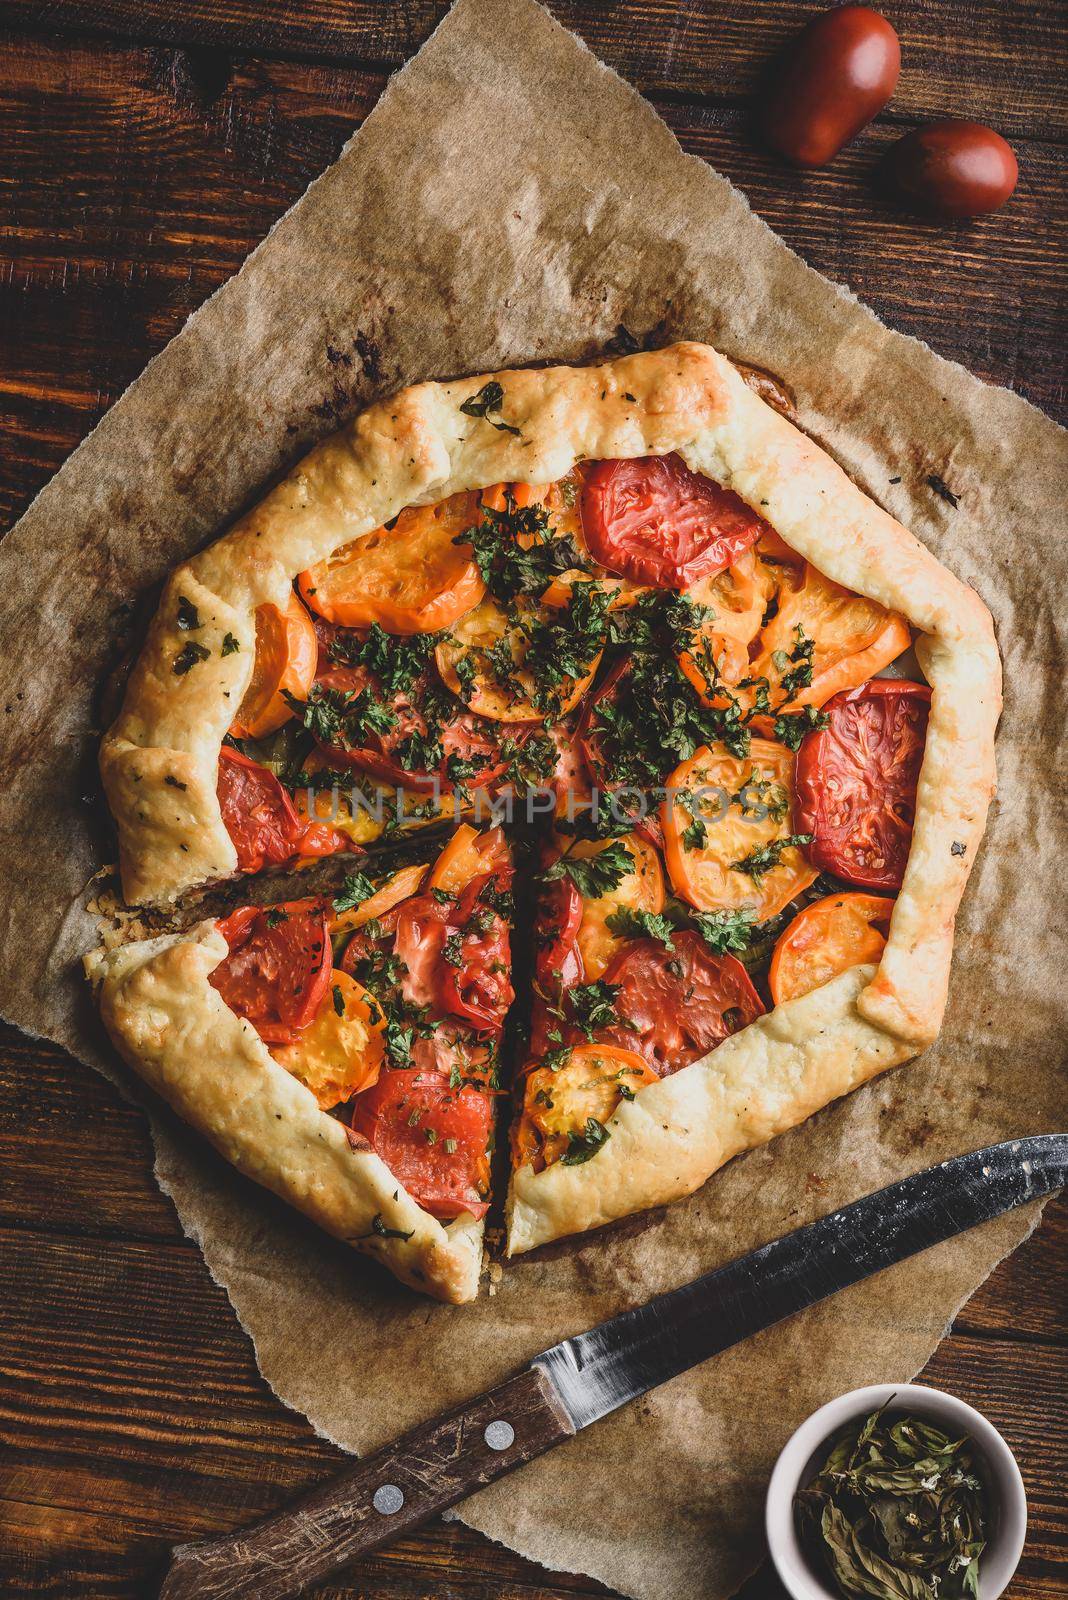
left=0, top=3, right=1065, bottom=1597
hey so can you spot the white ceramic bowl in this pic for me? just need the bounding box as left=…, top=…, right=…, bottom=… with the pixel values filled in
left=765, top=1383, right=1027, bottom=1600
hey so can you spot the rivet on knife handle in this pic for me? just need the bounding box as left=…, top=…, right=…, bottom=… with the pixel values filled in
left=158, top=1366, right=574, bottom=1600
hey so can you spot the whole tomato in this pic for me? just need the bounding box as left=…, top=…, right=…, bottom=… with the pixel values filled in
left=882, top=120, right=1018, bottom=218
left=764, top=6, right=901, bottom=168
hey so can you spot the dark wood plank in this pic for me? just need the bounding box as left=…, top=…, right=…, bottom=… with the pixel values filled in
left=0, top=1194, right=1064, bottom=1599
left=0, top=1, right=1064, bottom=138
left=1, top=34, right=1064, bottom=531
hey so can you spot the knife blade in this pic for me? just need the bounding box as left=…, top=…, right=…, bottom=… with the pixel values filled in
left=159, top=1134, right=1066, bottom=1600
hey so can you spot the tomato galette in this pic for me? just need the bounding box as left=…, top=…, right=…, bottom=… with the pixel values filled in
left=87, top=343, right=1000, bottom=1300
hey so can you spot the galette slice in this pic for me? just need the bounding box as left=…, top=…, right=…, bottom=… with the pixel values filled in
left=86, top=825, right=513, bottom=1303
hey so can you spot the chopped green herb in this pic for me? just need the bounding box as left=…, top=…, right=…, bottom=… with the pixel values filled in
left=691, top=907, right=756, bottom=954
left=332, top=984, right=346, bottom=1017
left=459, top=380, right=521, bottom=436
left=605, top=907, right=676, bottom=949
left=540, top=840, right=632, bottom=900
left=173, top=640, right=211, bottom=675
left=333, top=870, right=377, bottom=914
left=731, top=834, right=813, bottom=882
left=176, top=595, right=201, bottom=630
left=561, top=1116, right=610, bottom=1165
left=221, top=632, right=241, bottom=656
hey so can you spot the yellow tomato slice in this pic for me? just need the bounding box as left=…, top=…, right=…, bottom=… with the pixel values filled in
left=769, top=892, right=894, bottom=1006
left=568, top=833, right=665, bottom=981
left=426, top=823, right=510, bottom=894
left=514, top=1043, right=658, bottom=1170
left=330, top=862, right=428, bottom=936
left=678, top=549, right=777, bottom=696
left=271, top=969, right=385, bottom=1109
left=661, top=740, right=817, bottom=920
left=434, top=579, right=604, bottom=722
left=290, top=751, right=387, bottom=847
left=230, top=592, right=318, bottom=738
left=297, top=492, right=485, bottom=634
left=752, top=563, right=911, bottom=712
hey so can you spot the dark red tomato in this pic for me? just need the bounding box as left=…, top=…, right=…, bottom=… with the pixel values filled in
left=393, top=893, right=453, bottom=1010
left=350, top=1069, right=492, bottom=1220
left=210, top=899, right=331, bottom=1044
left=443, top=915, right=514, bottom=1031
left=581, top=455, right=768, bottom=589
left=603, top=931, right=765, bottom=1076
left=314, top=665, right=527, bottom=795
left=535, top=876, right=584, bottom=994
left=882, top=120, right=1018, bottom=219
left=764, top=6, right=900, bottom=168
left=218, top=744, right=303, bottom=871
left=795, top=678, right=931, bottom=890
left=218, top=744, right=348, bottom=870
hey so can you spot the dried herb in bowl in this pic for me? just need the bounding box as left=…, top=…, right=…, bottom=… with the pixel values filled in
left=794, top=1402, right=990, bottom=1600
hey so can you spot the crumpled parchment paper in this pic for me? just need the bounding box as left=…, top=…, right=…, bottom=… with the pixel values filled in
left=0, top=3, right=1065, bottom=1597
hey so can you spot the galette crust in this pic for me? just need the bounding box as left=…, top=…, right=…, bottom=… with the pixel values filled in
left=84, top=925, right=483, bottom=1304
left=507, top=965, right=914, bottom=1255
left=99, top=341, right=1000, bottom=1269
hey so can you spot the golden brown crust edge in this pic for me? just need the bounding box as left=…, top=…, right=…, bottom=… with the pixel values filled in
left=84, top=927, right=483, bottom=1304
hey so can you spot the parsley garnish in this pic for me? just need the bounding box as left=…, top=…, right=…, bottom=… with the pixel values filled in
left=561, top=1117, right=611, bottom=1165
left=731, top=834, right=813, bottom=882
left=691, top=908, right=756, bottom=954
left=459, top=380, right=521, bottom=436
left=221, top=632, right=240, bottom=656
left=567, top=980, right=624, bottom=1039
left=605, top=908, right=676, bottom=949
left=176, top=595, right=201, bottom=630
left=539, top=840, right=632, bottom=900
left=173, top=640, right=211, bottom=675
left=332, top=984, right=346, bottom=1017
left=333, top=870, right=377, bottom=914
left=368, top=1213, right=414, bottom=1243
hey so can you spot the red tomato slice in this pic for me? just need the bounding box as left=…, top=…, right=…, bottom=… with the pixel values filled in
left=218, top=744, right=349, bottom=870
left=442, top=907, right=514, bottom=1031
left=392, top=893, right=452, bottom=1011
left=580, top=454, right=769, bottom=589
left=350, top=1069, right=492, bottom=1220
left=312, top=665, right=528, bottom=795
left=794, top=679, right=931, bottom=891
left=535, top=876, right=585, bottom=994
left=217, top=744, right=304, bottom=872
left=603, top=931, right=765, bottom=1076
left=210, top=899, right=331, bottom=1045
left=576, top=659, right=665, bottom=846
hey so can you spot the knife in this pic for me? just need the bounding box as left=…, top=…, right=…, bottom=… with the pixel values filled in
left=158, top=1133, right=1066, bottom=1600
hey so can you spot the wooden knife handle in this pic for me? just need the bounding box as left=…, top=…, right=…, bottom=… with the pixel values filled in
left=158, top=1366, right=574, bottom=1600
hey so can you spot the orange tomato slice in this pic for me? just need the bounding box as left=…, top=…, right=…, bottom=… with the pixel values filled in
left=678, top=549, right=777, bottom=695
left=769, top=892, right=894, bottom=1006
left=426, top=823, right=510, bottom=895
left=513, top=1043, right=658, bottom=1171
left=662, top=740, right=817, bottom=920
left=230, top=592, right=318, bottom=738
left=567, top=833, right=665, bottom=981
left=297, top=491, right=485, bottom=634
left=752, top=563, right=911, bottom=712
left=434, top=578, right=604, bottom=721
left=329, top=862, right=428, bottom=936
left=271, top=969, right=385, bottom=1109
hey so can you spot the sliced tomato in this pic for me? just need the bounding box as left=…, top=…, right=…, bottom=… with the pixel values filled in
left=602, top=931, right=764, bottom=1075
left=580, top=454, right=769, bottom=589
left=426, top=824, right=510, bottom=895
left=218, top=744, right=350, bottom=870
left=514, top=1043, right=658, bottom=1171
left=536, top=876, right=584, bottom=993
left=662, top=740, right=817, bottom=920
left=794, top=679, right=931, bottom=890
left=230, top=592, right=318, bottom=739
left=350, top=1069, right=492, bottom=1220
left=311, top=665, right=527, bottom=795
left=271, top=968, right=385, bottom=1108
left=217, top=744, right=303, bottom=871
left=442, top=890, right=514, bottom=1031
left=211, top=899, right=331, bottom=1044
left=393, top=893, right=453, bottom=1011
left=769, top=892, right=894, bottom=1006
left=570, top=833, right=665, bottom=981
left=297, top=492, right=485, bottom=634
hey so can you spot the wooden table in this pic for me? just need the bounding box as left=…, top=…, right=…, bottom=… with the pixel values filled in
left=1, top=4, right=1065, bottom=1596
